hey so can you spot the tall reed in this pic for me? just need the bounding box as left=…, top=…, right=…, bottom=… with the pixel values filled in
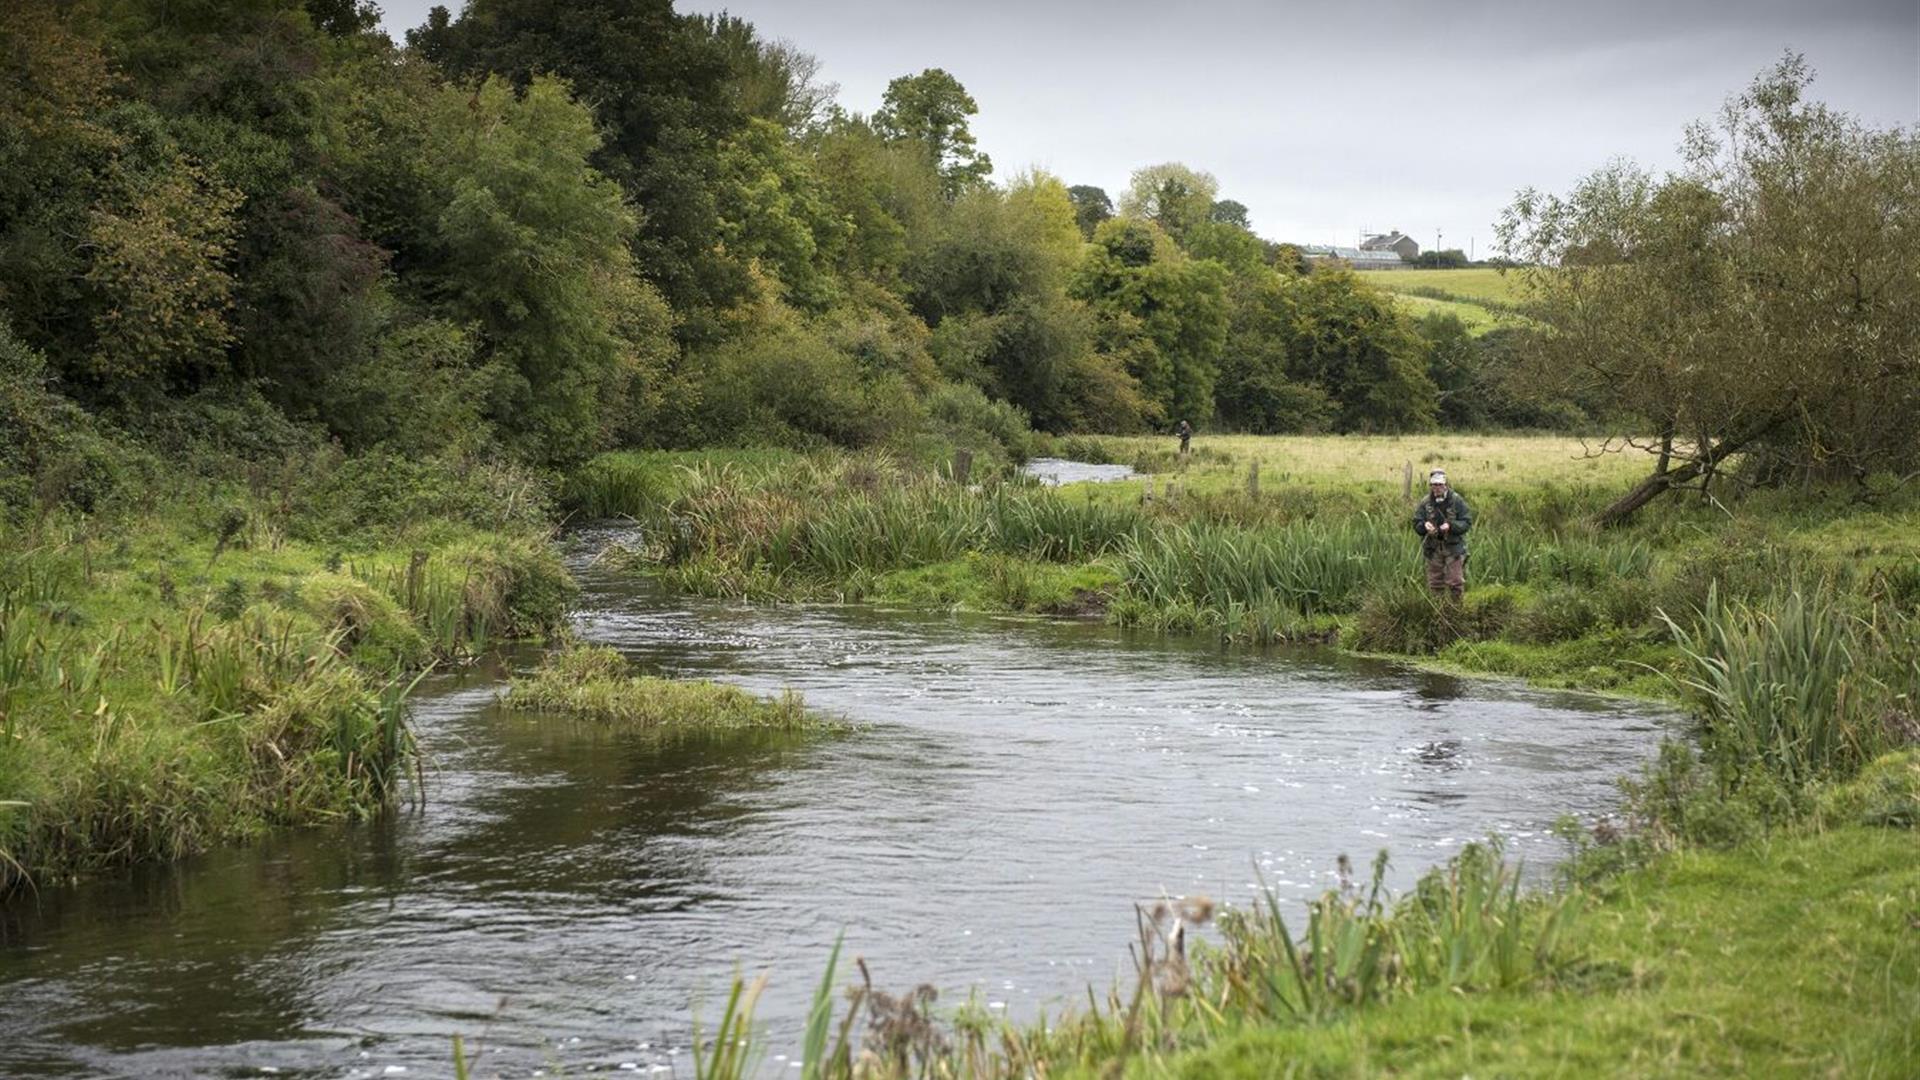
left=1662, top=585, right=1897, bottom=787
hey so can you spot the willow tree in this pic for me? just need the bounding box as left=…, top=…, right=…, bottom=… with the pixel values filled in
left=1500, top=56, right=1920, bottom=525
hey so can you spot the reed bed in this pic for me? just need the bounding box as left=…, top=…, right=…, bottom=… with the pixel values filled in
left=1663, top=586, right=1915, bottom=789
left=661, top=464, right=1141, bottom=586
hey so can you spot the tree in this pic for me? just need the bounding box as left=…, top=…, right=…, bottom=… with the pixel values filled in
left=1500, top=55, right=1920, bottom=523
left=1415, top=312, right=1482, bottom=428
left=1210, top=199, right=1250, bottom=229
left=1067, top=184, right=1113, bottom=238
left=1073, top=217, right=1228, bottom=425
left=1214, top=268, right=1330, bottom=433
left=1118, top=162, right=1217, bottom=243
left=304, top=0, right=379, bottom=36
left=698, top=14, right=838, bottom=134
left=874, top=68, right=992, bottom=199
left=421, top=76, right=666, bottom=464
left=910, top=173, right=1092, bottom=428
left=1280, top=267, right=1436, bottom=433
left=413, top=0, right=750, bottom=322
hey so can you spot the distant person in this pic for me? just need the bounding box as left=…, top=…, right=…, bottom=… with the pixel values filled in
left=1413, top=469, right=1472, bottom=602
left=1176, top=419, right=1192, bottom=455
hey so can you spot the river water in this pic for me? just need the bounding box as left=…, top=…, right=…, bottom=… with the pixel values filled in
left=1, top=529, right=1675, bottom=1078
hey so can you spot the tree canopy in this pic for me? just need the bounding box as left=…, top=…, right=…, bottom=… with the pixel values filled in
left=1501, top=54, right=1920, bottom=522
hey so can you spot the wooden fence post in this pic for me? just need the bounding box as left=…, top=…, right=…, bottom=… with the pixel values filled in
left=1248, top=460, right=1260, bottom=498
left=1403, top=460, right=1413, bottom=498
left=953, top=449, right=973, bottom=486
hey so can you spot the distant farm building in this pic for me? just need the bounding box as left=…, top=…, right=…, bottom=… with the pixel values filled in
left=1361, top=230, right=1420, bottom=261
left=1297, top=244, right=1407, bottom=270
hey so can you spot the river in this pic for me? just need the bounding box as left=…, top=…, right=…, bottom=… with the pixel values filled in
left=0, top=527, right=1675, bottom=1078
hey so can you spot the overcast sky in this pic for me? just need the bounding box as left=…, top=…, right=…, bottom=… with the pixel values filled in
left=377, top=0, right=1919, bottom=256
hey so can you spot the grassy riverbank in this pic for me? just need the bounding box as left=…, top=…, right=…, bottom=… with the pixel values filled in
left=0, top=465, right=577, bottom=893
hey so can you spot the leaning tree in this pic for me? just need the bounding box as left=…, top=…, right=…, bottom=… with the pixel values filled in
left=1499, top=55, right=1920, bottom=525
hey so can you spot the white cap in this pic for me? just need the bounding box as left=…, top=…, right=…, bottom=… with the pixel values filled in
left=1428, top=469, right=1447, bottom=484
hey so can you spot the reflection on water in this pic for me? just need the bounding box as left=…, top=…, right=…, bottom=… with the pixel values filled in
left=0, top=531, right=1677, bottom=1077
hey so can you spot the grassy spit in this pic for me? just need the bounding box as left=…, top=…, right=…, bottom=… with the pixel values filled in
left=504, top=644, right=834, bottom=734
left=0, top=504, right=574, bottom=894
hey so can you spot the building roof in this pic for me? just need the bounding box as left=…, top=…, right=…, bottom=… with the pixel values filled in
left=1361, top=232, right=1414, bottom=251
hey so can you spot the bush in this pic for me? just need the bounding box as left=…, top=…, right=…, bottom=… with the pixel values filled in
left=684, top=313, right=921, bottom=450
left=288, top=452, right=554, bottom=540
left=921, top=381, right=1037, bottom=465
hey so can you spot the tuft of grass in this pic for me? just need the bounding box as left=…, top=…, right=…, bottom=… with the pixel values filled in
left=505, top=645, right=833, bottom=733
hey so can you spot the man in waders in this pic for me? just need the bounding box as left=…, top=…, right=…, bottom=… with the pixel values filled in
left=1176, top=419, right=1192, bottom=455
left=1413, top=469, right=1472, bottom=602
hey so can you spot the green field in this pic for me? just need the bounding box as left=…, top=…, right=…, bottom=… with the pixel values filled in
left=1361, top=267, right=1528, bottom=305
left=1345, top=268, right=1531, bottom=335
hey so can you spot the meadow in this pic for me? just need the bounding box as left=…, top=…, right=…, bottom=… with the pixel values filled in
left=1360, top=267, right=1529, bottom=305
left=1064, top=432, right=1645, bottom=494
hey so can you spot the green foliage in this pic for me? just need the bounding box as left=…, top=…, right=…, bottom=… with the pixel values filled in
left=1662, top=586, right=1905, bottom=790
left=1282, top=267, right=1438, bottom=433
left=1502, top=56, right=1920, bottom=506
left=424, top=75, right=653, bottom=464
left=1073, top=218, right=1228, bottom=425
left=874, top=68, right=993, bottom=199
left=1119, top=162, right=1218, bottom=243
left=417, top=0, right=750, bottom=318
left=1066, top=184, right=1112, bottom=238
left=0, top=324, right=135, bottom=518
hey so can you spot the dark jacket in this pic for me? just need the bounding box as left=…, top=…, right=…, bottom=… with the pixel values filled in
left=1412, top=490, right=1473, bottom=557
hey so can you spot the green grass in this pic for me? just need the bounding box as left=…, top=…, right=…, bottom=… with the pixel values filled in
left=563, top=448, right=799, bottom=520
left=1152, top=827, right=1920, bottom=1078
left=1386, top=291, right=1505, bottom=334
left=504, top=645, right=834, bottom=733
